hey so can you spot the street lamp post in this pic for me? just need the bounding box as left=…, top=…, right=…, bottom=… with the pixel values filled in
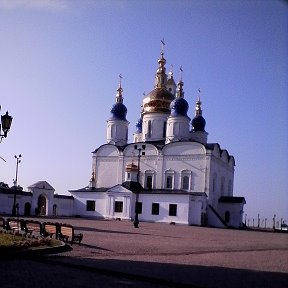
left=0, top=107, right=13, bottom=142
left=12, top=154, right=22, bottom=216
left=133, top=144, right=145, bottom=228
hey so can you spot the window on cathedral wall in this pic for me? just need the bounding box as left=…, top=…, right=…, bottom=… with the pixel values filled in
left=182, top=176, right=190, bottom=190
left=166, top=176, right=173, bottom=189
left=165, top=170, right=175, bottom=189
left=145, top=170, right=155, bottom=190
left=151, top=203, right=159, bottom=215
left=169, top=204, right=177, bottom=216
left=146, top=175, right=153, bottom=190
left=181, top=170, right=192, bottom=190
left=147, top=120, right=151, bottom=138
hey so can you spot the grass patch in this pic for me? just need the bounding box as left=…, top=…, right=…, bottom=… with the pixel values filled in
left=0, top=233, right=23, bottom=247
left=0, top=231, right=62, bottom=251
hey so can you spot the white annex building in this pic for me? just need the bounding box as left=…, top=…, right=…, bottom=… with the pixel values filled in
left=0, top=47, right=245, bottom=228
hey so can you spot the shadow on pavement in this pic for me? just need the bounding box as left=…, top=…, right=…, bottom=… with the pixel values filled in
left=41, top=255, right=288, bottom=288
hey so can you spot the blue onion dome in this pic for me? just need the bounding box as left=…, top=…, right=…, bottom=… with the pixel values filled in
left=135, top=116, right=143, bottom=133
left=110, top=102, right=127, bottom=121
left=192, top=115, right=206, bottom=131
left=109, top=76, right=128, bottom=121
left=170, top=97, right=189, bottom=117
left=192, top=97, right=206, bottom=131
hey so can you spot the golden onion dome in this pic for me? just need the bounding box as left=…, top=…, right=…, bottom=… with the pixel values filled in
left=142, top=42, right=175, bottom=114
left=142, top=87, right=174, bottom=113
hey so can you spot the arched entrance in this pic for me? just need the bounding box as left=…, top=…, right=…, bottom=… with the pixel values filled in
left=38, top=195, right=47, bottom=216
left=24, top=202, right=31, bottom=216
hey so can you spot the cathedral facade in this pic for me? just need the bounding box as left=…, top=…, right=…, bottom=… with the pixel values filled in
left=70, top=48, right=246, bottom=228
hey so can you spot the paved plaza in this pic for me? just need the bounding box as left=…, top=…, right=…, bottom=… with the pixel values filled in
left=0, top=217, right=287, bottom=287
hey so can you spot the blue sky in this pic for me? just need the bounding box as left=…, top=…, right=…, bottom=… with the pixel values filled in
left=0, top=0, right=287, bottom=222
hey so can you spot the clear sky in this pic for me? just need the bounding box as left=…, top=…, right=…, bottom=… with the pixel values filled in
left=0, top=0, right=287, bottom=223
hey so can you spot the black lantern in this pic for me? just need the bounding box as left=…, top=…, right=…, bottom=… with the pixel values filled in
left=0, top=111, right=13, bottom=140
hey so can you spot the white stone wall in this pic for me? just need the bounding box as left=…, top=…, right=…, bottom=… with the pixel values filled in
left=188, top=196, right=207, bottom=226
left=54, top=197, right=74, bottom=216
left=94, top=142, right=209, bottom=193
left=218, top=202, right=244, bottom=228
left=0, top=192, right=31, bottom=215
left=72, top=191, right=107, bottom=218
left=138, top=193, right=190, bottom=224
left=207, top=206, right=226, bottom=228
left=208, top=145, right=235, bottom=208
left=161, top=142, right=207, bottom=191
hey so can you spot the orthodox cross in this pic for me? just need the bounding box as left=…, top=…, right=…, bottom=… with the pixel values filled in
left=119, top=74, right=123, bottom=87
left=180, top=66, right=183, bottom=81
left=161, top=38, right=165, bottom=53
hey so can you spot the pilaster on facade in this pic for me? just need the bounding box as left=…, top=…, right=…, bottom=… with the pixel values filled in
left=117, top=155, right=124, bottom=184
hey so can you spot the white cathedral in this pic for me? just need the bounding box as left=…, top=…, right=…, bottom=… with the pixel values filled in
left=0, top=47, right=245, bottom=228
left=70, top=47, right=246, bottom=228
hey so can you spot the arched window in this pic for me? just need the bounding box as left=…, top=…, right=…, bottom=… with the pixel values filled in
left=182, top=176, right=189, bottom=190
left=165, top=170, right=175, bottom=189
left=166, top=176, right=172, bottom=188
left=181, top=170, right=192, bottom=191
left=145, top=170, right=155, bottom=190
left=147, top=176, right=152, bottom=189
left=147, top=120, right=152, bottom=138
